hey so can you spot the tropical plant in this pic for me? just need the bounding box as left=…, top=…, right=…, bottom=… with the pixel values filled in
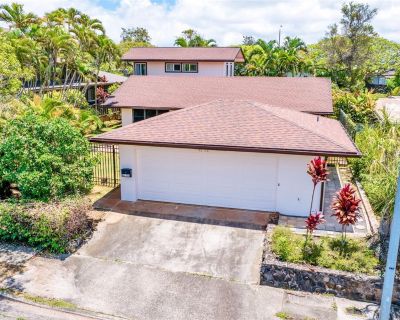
left=174, top=29, right=216, bottom=47
left=331, top=183, right=362, bottom=241
left=239, top=36, right=311, bottom=76
left=305, top=212, right=325, bottom=235
left=307, top=156, right=329, bottom=215
left=350, top=118, right=400, bottom=219
left=332, top=87, right=378, bottom=123
left=0, top=3, right=38, bottom=33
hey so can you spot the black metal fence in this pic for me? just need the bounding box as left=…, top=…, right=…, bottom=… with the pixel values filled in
left=91, top=143, right=120, bottom=187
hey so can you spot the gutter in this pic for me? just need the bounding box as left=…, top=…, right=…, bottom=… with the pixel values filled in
left=88, top=138, right=362, bottom=158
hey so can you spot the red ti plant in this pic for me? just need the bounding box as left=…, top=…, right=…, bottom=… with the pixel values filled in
left=96, top=87, right=110, bottom=104
left=305, top=212, right=325, bottom=235
left=331, top=183, right=361, bottom=240
left=306, top=156, right=329, bottom=217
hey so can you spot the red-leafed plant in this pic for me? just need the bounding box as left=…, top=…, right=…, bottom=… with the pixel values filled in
left=331, top=183, right=361, bottom=241
left=305, top=212, right=325, bottom=235
left=307, top=156, right=329, bottom=216
left=304, top=157, right=329, bottom=237
left=96, top=87, right=110, bottom=104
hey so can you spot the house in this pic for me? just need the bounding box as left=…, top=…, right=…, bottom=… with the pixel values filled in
left=104, top=76, right=333, bottom=126
left=90, top=99, right=360, bottom=217
left=122, top=47, right=245, bottom=77
left=367, top=69, right=396, bottom=92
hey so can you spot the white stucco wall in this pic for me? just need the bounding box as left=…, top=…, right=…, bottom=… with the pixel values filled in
left=119, top=146, right=322, bottom=216
left=121, top=108, right=132, bottom=126
left=145, top=61, right=231, bottom=76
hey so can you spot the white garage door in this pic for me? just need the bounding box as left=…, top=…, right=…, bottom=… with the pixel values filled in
left=136, top=147, right=278, bottom=211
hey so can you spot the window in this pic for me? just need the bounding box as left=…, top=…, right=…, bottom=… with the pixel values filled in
left=224, top=62, right=234, bottom=76
left=165, top=62, right=198, bottom=73
left=132, top=109, right=169, bottom=122
left=166, top=63, right=181, bottom=72
left=134, top=63, right=147, bottom=75
left=182, top=63, right=198, bottom=73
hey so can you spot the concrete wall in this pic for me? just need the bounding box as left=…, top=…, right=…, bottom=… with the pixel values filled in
left=119, top=145, right=321, bottom=216
left=145, top=61, right=231, bottom=76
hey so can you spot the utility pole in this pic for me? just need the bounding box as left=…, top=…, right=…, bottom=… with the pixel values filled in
left=380, top=169, right=400, bottom=319
left=278, top=25, right=283, bottom=47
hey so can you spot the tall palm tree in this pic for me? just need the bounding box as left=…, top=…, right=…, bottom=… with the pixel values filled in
left=0, top=3, right=38, bottom=33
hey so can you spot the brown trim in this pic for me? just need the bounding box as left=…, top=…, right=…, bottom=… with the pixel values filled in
left=88, top=138, right=362, bottom=158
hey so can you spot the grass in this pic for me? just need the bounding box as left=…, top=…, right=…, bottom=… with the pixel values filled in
left=275, top=312, right=294, bottom=319
left=22, top=293, right=77, bottom=310
left=271, top=227, right=379, bottom=275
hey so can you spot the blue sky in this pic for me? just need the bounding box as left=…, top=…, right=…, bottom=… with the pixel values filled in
left=1, top=0, right=399, bottom=45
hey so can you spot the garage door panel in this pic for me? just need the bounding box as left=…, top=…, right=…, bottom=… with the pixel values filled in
left=137, top=147, right=277, bottom=211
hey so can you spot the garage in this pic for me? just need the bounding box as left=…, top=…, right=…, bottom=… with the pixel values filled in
left=91, top=100, right=360, bottom=217
left=136, top=147, right=278, bottom=211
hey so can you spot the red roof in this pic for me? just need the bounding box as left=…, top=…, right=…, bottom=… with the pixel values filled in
left=105, top=76, right=333, bottom=115
left=91, top=100, right=359, bottom=157
left=122, top=47, right=245, bottom=62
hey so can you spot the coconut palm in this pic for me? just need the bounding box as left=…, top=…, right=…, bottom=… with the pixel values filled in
left=0, top=3, right=38, bottom=32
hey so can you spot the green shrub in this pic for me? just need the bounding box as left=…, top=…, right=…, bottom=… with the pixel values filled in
left=0, top=199, right=91, bottom=253
left=332, top=88, right=378, bottom=123
left=0, top=113, right=95, bottom=201
left=350, top=120, right=400, bottom=218
left=271, top=227, right=379, bottom=275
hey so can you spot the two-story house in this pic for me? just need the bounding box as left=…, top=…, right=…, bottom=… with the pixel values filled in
left=91, top=47, right=360, bottom=218
left=122, top=47, right=245, bottom=77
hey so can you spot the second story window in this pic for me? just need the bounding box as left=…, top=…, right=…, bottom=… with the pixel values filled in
left=165, top=62, right=198, bottom=73
left=166, top=63, right=181, bottom=72
left=182, top=63, right=198, bottom=73
left=134, top=63, right=147, bottom=75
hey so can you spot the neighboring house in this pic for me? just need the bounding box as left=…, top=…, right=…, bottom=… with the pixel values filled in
left=24, top=70, right=127, bottom=105
left=103, top=76, right=333, bottom=126
left=90, top=99, right=359, bottom=217
left=122, top=47, right=245, bottom=77
left=367, top=70, right=396, bottom=90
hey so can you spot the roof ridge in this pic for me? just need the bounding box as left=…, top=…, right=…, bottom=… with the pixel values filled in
left=247, top=101, right=354, bottom=152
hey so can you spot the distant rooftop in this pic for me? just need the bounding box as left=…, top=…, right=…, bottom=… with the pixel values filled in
left=122, top=47, right=245, bottom=62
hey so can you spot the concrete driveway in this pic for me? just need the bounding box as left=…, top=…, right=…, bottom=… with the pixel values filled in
left=77, top=212, right=265, bottom=283
left=3, top=211, right=373, bottom=320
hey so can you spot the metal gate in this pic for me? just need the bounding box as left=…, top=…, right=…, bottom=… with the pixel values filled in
left=91, top=143, right=120, bottom=187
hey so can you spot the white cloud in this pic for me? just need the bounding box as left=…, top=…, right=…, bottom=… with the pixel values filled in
left=1, top=0, right=399, bottom=45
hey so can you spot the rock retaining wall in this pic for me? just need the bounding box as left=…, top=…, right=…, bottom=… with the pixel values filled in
left=261, top=244, right=399, bottom=304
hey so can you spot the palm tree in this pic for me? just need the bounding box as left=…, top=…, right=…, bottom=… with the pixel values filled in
left=0, top=3, right=38, bottom=33
left=90, top=35, right=120, bottom=106
left=174, top=29, right=216, bottom=47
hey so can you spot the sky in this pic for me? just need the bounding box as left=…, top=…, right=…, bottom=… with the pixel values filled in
left=1, top=0, right=399, bottom=45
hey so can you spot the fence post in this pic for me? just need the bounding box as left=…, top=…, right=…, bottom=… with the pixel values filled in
left=112, top=145, right=117, bottom=187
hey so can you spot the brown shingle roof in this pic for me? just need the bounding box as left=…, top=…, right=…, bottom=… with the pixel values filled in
left=91, top=100, right=359, bottom=157
left=105, top=76, right=333, bottom=114
left=122, top=47, right=245, bottom=62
